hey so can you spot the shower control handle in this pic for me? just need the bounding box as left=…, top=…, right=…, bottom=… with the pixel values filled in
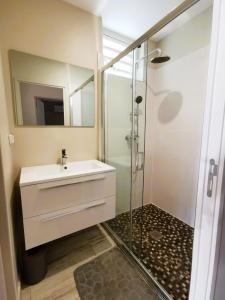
left=207, top=159, right=218, bottom=197
left=125, top=133, right=138, bottom=143
left=125, top=134, right=132, bottom=142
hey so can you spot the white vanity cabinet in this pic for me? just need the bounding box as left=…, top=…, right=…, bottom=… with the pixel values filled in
left=20, top=160, right=116, bottom=249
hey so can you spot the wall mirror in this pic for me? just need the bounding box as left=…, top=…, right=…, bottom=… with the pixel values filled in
left=9, top=50, right=95, bottom=127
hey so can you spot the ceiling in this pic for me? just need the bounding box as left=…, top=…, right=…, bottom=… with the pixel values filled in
left=63, top=0, right=212, bottom=40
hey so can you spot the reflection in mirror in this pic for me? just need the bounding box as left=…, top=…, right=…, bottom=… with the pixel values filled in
left=9, top=50, right=95, bottom=127
left=70, top=76, right=94, bottom=126
left=20, top=82, right=64, bottom=125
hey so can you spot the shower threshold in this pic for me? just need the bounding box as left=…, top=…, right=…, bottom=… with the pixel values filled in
left=104, top=204, right=194, bottom=300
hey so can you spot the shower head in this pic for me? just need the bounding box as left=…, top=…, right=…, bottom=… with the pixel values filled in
left=150, top=55, right=170, bottom=64
left=135, top=96, right=143, bottom=104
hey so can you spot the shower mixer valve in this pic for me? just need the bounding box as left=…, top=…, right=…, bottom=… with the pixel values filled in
left=125, top=132, right=139, bottom=143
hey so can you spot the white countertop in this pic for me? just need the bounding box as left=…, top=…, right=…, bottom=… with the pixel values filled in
left=20, top=160, right=115, bottom=186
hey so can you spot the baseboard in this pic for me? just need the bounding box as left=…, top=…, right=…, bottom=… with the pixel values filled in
left=17, top=278, right=21, bottom=300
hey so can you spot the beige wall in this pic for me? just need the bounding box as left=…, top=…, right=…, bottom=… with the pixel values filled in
left=0, top=53, right=18, bottom=300
left=0, top=0, right=101, bottom=173
left=0, top=0, right=102, bottom=298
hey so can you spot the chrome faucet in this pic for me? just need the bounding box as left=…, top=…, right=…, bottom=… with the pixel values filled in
left=61, top=149, right=68, bottom=166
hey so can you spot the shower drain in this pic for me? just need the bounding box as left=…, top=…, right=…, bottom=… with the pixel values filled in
left=149, top=230, right=163, bottom=241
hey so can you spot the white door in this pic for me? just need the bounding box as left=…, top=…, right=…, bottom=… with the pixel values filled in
left=189, top=0, right=225, bottom=299
left=213, top=202, right=225, bottom=300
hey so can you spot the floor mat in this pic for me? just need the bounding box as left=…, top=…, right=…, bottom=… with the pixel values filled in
left=74, top=247, right=162, bottom=300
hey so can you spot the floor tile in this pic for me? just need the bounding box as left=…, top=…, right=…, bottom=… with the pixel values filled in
left=21, top=287, right=31, bottom=300
left=21, top=225, right=112, bottom=300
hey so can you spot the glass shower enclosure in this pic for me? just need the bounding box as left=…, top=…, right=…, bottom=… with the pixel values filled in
left=102, top=38, right=182, bottom=299
left=101, top=1, right=211, bottom=299
left=103, top=40, right=149, bottom=256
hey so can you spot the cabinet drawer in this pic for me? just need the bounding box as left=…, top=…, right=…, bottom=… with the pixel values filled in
left=21, top=171, right=115, bottom=218
left=23, top=196, right=115, bottom=249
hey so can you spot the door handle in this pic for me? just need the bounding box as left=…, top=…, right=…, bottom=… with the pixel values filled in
left=207, top=159, right=218, bottom=197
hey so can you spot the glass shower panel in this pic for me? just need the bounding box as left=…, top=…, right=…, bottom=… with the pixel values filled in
left=138, top=6, right=212, bottom=299
left=104, top=50, right=134, bottom=248
left=103, top=3, right=213, bottom=299
left=130, top=41, right=148, bottom=258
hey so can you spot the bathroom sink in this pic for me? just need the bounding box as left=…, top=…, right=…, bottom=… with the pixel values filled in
left=20, top=160, right=115, bottom=186
left=19, top=159, right=116, bottom=249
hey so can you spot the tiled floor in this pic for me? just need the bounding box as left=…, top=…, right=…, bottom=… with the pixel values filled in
left=107, top=204, right=194, bottom=300
left=21, top=225, right=114, bottom=300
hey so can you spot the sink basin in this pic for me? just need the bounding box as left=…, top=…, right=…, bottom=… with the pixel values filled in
left=20, top=160, right=115, bottom=186
left=19, top=159, right=116, bottom=249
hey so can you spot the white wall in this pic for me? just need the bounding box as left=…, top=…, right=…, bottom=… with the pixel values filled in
left=144, top=7, right=212, bottom=226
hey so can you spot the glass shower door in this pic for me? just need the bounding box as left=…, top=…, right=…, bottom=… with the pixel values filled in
left=104, top=50, right=134, bottom=248
left=104, top=42, right=148, bottom=254
left=130, top=41, right=148, bottom=257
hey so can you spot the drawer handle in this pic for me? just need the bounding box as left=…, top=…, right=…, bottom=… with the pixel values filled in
left=40, top=175, right=105, bottom=190
left=40, top=199, right=106, bottom=222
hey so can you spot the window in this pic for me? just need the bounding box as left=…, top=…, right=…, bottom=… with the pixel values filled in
left=103, top=32, right=133, bottom=78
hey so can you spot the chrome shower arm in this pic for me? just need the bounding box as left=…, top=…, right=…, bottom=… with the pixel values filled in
left=135, top=48, right=162, bottom=64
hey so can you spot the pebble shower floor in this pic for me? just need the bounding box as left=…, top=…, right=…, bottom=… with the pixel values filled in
left=106, top=204, right=194, bottom=300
